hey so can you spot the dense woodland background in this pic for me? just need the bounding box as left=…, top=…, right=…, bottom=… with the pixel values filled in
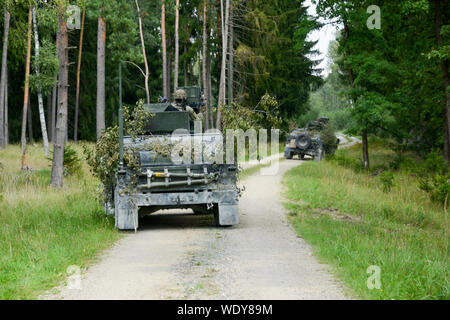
left=0, top=0, right=449, bottom=178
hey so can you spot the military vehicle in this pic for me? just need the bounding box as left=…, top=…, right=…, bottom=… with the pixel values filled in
left=112, top=82, right=239, bottom=231
left=284, top=117, right=340, bottom=161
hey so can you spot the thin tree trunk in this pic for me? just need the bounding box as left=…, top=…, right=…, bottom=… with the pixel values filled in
left=228, top=8, right=234, bottom=105
left=32, top=7, right=49, bottom=156
left=362, top=130, right=370, bottom=169
left=51, top=78, right=57, bottom=143
left=216, top=0, right=230, bottom=130
left=162, top=0, right=168, bottom=99
left=184, top=42, right=188, bottom=87
left=51, top=6, right=69, bottom=187
left=135, top=0, right=150, bottom=104
left=174, top=0, right=180, bottom=90
left=0, top=6, right=9, bottom=149
left=4, top=64, right=8, bottom=145
left=168, top=47, right=172, bottom=97
left=207, top=51, right=214, bottom=129
left=96, top=16, right=106, bottom=140
left=74, top=7, right=85, bottom=143
left=47, top=94, right=52, bottom=142
left=202, top=0, right=209, bottom=129
left=27, top=99, right=33, bottom=143
left=21, top=8, right=33, bottom=170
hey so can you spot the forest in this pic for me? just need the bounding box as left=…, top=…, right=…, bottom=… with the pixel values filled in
left=0, top=0, right=448, bottom=181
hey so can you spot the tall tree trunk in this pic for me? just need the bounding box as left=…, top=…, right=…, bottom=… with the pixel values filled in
left=174, top=0, right=180, bottom=90
left=162, top=0, right=168, bottom=99
left=51, top=6, right=69, bottom=188
left=202, top=0, right=209, bottom=130
left=168, top=46, right=172, bottom=97
left=47, top=94, right=52, bottom=142
left=216, top=0, right=230, bottom=130
left=228, top=8, right=234, bottom=105
left=32, top=7, right=49, bottom=156
left=21, top=8, right=33, bottom=170
left=51, top=77, right=57, bottom=143
left=74, top=7, right=85, bottom=144
left=4, top=64, right=8, bottom=146
left=362, top=130, right=370, bottom=169
left=135, top=0, right=150, bottom=104
left=207, top=51, right=214, bottom=129
left=96, top=16, right=106, bottom=140
left=434, top=0, right=450, bottom=161
left=184, top=42, right=188, bottom=87
left=0, top=6, right=10, bottom=149
left=27, top=99, right=33, bottom=143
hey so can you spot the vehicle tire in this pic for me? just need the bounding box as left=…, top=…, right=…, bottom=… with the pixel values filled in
left=299, top=154, right=305, bottom=160
left=296, top=134, right=312, bottom=150
left=285, top=149, right=293, bottom=160
left=314, top=147, right=325, bottom=162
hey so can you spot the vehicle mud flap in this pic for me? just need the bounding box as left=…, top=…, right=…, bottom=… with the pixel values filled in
left=214, top=204, right=239, bottom=227
left=114, top=192, right=139, bottom=231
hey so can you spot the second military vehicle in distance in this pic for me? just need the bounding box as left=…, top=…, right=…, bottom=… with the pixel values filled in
left=284, top=117, right=340, bottom=161
left=112, top=87, right=240, bottom=231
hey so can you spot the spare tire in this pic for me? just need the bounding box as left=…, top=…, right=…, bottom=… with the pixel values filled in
left=296, top=134, right=311, bottom=150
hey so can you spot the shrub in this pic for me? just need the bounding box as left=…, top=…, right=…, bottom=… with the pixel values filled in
left=418, top=151, right=450, bottom=205
left=63, top=145, right=82, bottom=177
left=379, top=171, right=395, bottom=193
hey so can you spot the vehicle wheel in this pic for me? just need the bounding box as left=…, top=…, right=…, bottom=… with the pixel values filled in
left=296, top=134, right=312, bottom=150
left=299, top=154, right=305, bottom=160
left=285, top=149, right=293, bottom=160
left=314, top=147, right=325, bottom=162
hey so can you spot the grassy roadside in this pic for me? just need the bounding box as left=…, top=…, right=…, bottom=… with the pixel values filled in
left=0, top=144, right=121, bottom=299
left=283, top=140, right=449, bottom=300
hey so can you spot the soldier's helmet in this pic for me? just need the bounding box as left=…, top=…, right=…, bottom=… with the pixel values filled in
left=173, top=89, right=187, bottom=102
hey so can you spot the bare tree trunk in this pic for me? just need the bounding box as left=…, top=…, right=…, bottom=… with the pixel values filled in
left=51, top=7, right=69, bottom=187
left=228, top=8, right=234, bottom=105
left=27, top=99, right=33, bottom=143
left=74, top=7, right=85, bottom=144
left=135, top=0, right=150, bottom=104
left=0, top=6, right=10, bottom=149
left=216, top=0, right=230, bottom=130
left=32, top=7, right=49, bottom=156
left=168, top=47, right=172, bottom=97
left=96, top=16, right=106, bottom=140
left=174, top=0, right=180, bottom=90
left=4, top=64, right=8, bottom=145
left=47, top=94, right=52, bottom=142
left=162, top=0, right=168, bottom=99
left=51, top=79, right=57, bottom=143
left=184, top=42, right=188, bottom=87
left=21, top=8, right=33, bottom=170
left=362, top=130, right=370, bottom=170
left=207, top=51, right=214, bottom=129
left=202, top=0, right=209, bottom=130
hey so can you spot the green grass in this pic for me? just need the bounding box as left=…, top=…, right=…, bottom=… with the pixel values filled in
left=0, top=144, right=121, bottom=299
left=283, top=142, right=449, bottom=300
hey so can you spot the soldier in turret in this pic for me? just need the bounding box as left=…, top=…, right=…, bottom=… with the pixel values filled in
left=173, top=89, right=201, bottom=121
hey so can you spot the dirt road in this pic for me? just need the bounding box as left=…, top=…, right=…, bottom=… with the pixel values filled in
left=43, top=160, right=348, bottom=300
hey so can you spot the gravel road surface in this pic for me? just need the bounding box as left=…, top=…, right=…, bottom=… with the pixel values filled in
left=42, top=160, right=348, bottom=300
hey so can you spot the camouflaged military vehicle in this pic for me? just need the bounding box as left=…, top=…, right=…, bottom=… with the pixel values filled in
left=284, top=117, right=340, bottom=161
left=113, top=86, right=239, bottom=231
